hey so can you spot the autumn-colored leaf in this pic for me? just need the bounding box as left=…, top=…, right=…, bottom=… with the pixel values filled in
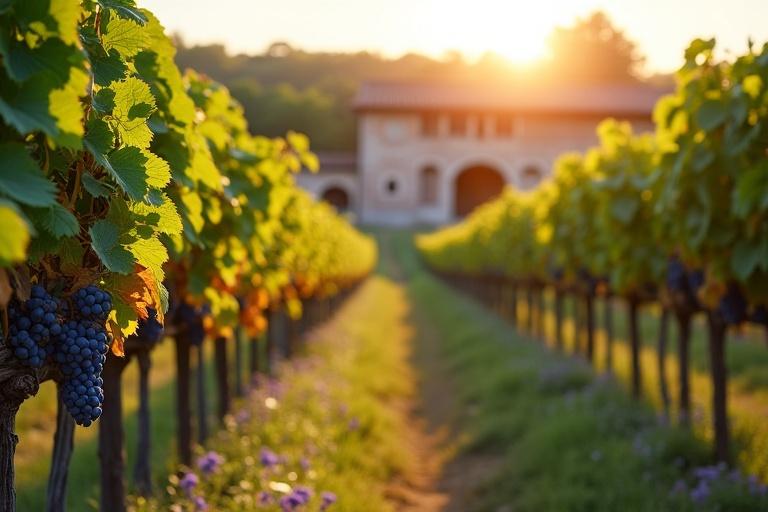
left=106, top=316, right=126, bottom=357
left=104, top=264, right=164, bottom=325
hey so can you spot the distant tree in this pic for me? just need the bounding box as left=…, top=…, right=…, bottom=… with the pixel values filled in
left=546, top=11, right=645, bottom=84
left=266, top=41, right=294, bottom=58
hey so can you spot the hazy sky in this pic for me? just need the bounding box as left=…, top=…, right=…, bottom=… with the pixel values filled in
left=141, top=0, right=768, bottom=74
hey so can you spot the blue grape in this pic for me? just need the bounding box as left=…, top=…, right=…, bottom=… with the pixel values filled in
left=7, top=285, right=61, bottom=368
left=73, top=285, right=112, bottom=321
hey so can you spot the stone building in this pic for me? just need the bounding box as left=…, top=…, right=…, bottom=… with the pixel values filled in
left=297, top=81, right=664, bottom=226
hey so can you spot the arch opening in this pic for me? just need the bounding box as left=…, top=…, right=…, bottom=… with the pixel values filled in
left=454, top=165, right=504, bottom=217
left=320, top=186, right=351, bottom=212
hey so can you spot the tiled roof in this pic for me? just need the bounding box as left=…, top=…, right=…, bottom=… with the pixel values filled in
left=354, top=81, right=668, bottom=115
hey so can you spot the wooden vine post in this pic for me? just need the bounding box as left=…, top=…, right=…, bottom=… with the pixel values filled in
left=214, top=337, right=230, bottom=422
left=657, top=309, right=671, bottom=422
left=174, top=332, right=193, bottom=466
left=46, top=386, right=75, bottom=512
left=603, top=294, right=614, bottom=372
left=707, top=312, right=730, bottom=463
left=675, top=311, right=692, bottom=425
left=98, top=354, right=130, bottom=512
left=627, top=298, right=643, bottom=399
left=133, top=349, right=153, bottom=496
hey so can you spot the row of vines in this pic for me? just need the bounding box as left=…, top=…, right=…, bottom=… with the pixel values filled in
left=417, top=39, right=768, bottom=471
left=0, top=1, right=376, bottom=511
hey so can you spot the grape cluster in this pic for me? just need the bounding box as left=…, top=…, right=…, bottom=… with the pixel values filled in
left=717, top=284, right=747, bottom=326
left=54, top=285, right=112, bottom=426
left=73, top=285, right=112, bottom=321
left=136, top=307, right=164, bottom=345
left=6, top=285, right=61, bottom=368
left=176, top=302, right=206, bottom=346
left=55, top=320, right=108, bottom=426
left=666, top=259, right=704, bottom=308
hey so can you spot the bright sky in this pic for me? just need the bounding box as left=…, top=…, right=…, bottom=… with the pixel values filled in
left=140, top=0, right=768, bottom=74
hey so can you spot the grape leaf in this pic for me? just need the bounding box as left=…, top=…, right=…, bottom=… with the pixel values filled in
left=97, top=0, right=149, bottom=25
left=0, top=71, right=86, bottom=148
left=109, top=77, right=156, bottom=148
left=0, top=200, right=30, bottom=267
left=89, top=48, right=128, bottom=87
left=104, top=146, right=148, bottom=200
left=81, top=174, right=111, bottom=198
left=13, top=0, right=81, bottom=46
left=101, top=16, right=147, bottom=58
left=0, top=142, right=57, bottom=207
left=696, top=99, right=727, bottom=132
left=128, top=235, right=167, bottom=282
left=41, top=202, right=79, bottom=238
left=90, top=219, right=134, bottom=273
left=129, top=193, right=182, bottom=236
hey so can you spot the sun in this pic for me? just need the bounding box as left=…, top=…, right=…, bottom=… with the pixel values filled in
left=424, top=1, right=558, bottom=65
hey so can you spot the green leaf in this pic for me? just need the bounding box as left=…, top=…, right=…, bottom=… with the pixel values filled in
left=97, top=0, right=148, bottom=24
left=731, top=240, right=762, bottom=281
left=101, top=16, right=147, bottom=58
left=696, top=99, right=727, bottom=131
left=106, top=146, right=150, bottom=201
left=89, top=219, right=134, bottom=273
left=84, top=118, right=115, bottom=155
left=81, top=174, right=112, bottom=198
left=0, top=142, right=57, bottom=206
left=93, top=88, right=116, bottom=114
left=611, top=196, right=640, bottom=225
left=0, top=68, right=86, bottom=148
left=0, top=200, right=30, bottom=266
left=3, top=37, right=80, bottom=84
left=40, top=202, right=78, bottom=238
left=109, top=77, right=156, bottom=148
left=691, top=145, right=714, bottom=172
left=90, top=48, right=127, bottom=87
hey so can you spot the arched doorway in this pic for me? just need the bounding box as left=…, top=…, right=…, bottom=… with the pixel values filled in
left=454, top=165, right=505, bottom=217
left=320, top=186, right=350, bottom=212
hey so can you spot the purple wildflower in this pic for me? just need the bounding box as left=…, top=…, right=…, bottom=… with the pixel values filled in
left=260, top=447, right=280, bottom=467
left=179, top=472, right=199, bottom=494
left=197, top=451, right=224, bottom=475
left=194, top=496, right=208, bottom=511
left=348, top=417, right=360, bottom=431
left=279, top=493, right=303, bottom=511
left=690, top=480, right=710, bottom=503
left=320, top=491, right=337, bottom=510
left=292, top=486, right=312, bottom=504
left=300, top=457, right=311, bottom=471
left=257, top=491, right=274, bottom=506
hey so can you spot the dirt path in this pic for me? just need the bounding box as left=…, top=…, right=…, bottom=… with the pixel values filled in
left=378, top=230, right=503, bottom=512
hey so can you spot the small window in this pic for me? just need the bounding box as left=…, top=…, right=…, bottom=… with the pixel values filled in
left=386, top=179, right=398, bottom=194
left=421, top=112, right=439, bottom=137
left=496, top=114, right=514, bottom=137
left=476, top=115, right=486, bottom=139
left=420, top=166, right=439, bottom=205
left=449, top=113, right=467, bottom=137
